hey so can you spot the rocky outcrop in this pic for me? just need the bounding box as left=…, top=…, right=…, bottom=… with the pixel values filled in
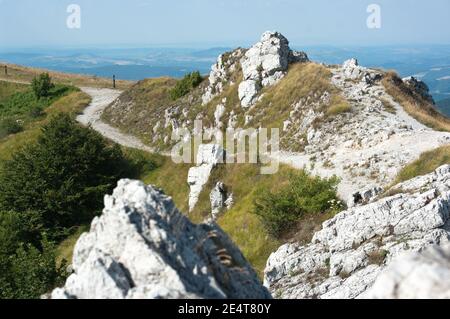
left=264, top=165, right=450, bottom=299
left=202, top=49, right=245, bottom=105
left=238, top=31, right=308, bottom=107
left=188, top=144, right=225, bottom=211
left=210, top=182, right=233, bottom=220
left=403, top=76, right=435, bottom=105
left=279, top=58, right=450, bottom=198
left=52, top=179, right=271, bottom=299
left=365, top=244, right=450, bottom=299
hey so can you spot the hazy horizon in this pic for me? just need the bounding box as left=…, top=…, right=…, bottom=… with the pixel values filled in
left=1, top=0, right=450, bottom=48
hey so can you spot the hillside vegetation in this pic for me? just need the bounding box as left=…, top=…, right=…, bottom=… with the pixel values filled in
left=0, top=75, right=147, bottom=299
left=0, top=63, right=134, bottom=90
left=382, top=71, right=450, bottom=132
left=102, top=61, right=350, bottom=153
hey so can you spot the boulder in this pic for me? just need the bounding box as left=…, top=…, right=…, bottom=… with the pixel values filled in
left=52, top=179, right=271, bottom=299
left=238, top=31, right=308, bottom=107
left=365, top=244, right=450, bottom=299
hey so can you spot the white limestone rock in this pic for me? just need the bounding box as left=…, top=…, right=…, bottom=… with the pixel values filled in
left=264, top=165, right=450, bottom=299
left=365, top=244, right=450, bottom=299
left=202, top=49, right=245, bottom=105
left=52, top=179, right=271, bottom=299
left=210, top=182, right=231, bottom=220
left=238, top=31, right=308, bottom=107
left=188, top=144, right=225, bottom=211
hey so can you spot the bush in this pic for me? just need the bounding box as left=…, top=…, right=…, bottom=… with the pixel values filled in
left=0, top=211, right=65, bottom=299
left=32, top=73, right=53, bottom=99
left=0, top=117, right=23, bottom=138
left=170, top=71, right=203, bottom=100
left=0, top=114, right=130, bottom=238
left=253, top=171, right=341, bottom=238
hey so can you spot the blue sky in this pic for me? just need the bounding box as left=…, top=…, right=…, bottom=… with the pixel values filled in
left=1, top=0, right=450, bottom=48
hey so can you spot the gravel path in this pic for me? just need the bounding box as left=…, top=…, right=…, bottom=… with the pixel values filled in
left=77, top=87, right=158, bottom=153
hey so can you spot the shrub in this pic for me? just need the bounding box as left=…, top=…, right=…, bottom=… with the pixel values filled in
left=0, top=114, right=130, bottom=238
left=253, top=171, right=341, bottom=238
left=0, top=235, right=67, bottom=299
left=32, top=73, right=53, bottom=99
left=170, top=71, right=203, bottom=100
left=0, top=117, right=23, bottom=138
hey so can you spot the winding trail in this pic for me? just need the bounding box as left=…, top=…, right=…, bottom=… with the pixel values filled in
left=77, top=87, right=158, bottom=153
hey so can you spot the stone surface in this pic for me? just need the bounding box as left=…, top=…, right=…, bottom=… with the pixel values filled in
left=238, top=31, right=308, bottom=107
left=347, top=185, right=383, bottom=208
left=365, top=244, right=450, bottom=299
left=188, top=144, right=225, bottom=212
left=52, top=179, right=271, bottom=299
left=403, top=76, right=435, bottom=105
left=264, top=165, right=450, bottom=299
left=202, top=49, right=245, bottom=105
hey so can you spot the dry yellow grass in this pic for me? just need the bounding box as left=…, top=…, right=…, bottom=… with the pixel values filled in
left=248, top=62, right=350, bottom=129
left=382, top=71, right=450, bottom=132
left=0, top=62, right=134, bottom=90
left=394, top=145, right=450, bottom=184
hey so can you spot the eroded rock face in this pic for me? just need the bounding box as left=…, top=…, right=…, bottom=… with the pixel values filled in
left=202, top=49, right=245, bottom=105
left=188, top=144, right=225, bottom=212
left=52, top=179, right=271, bottom=299
left=365, top=244, right=450, bottom=299
left=265, top=165, right=450, bottom=299
left=403, top=76, right=435, bottom=105
left=238, top=31, right=309, bottom=107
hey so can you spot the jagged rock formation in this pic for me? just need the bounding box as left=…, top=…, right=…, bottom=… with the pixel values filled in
left=365, top=244, right=450, bottom=299
left=238, top=31, right=308, bottom=107
left=403, top=76, right=435, bottom=105
left=264, top=165, right=450, bottom=299
left=51, top=179, right=271, bottom=299
left=188, top=144, right=225, bottom=211
left=202, top=49, right=246, bottom=105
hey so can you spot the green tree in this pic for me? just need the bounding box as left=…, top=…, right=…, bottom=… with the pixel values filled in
left=170, top=71, right=203, bottom=100
left=31, top=73, right=53, bottom=99
left=0, top=114, right=129, bottom=237
left=253, top=171, right=342, bottom=238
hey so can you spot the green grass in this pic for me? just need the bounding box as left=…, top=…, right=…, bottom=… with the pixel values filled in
left=0, top=82, right=78, bottom=118
left=0, top=91, right=91, bottom=161
left=0, top=81, right=29, bottom=103
left=394, top=145, right=450, bottom=184
left=56, top=225, right=89, bottom=266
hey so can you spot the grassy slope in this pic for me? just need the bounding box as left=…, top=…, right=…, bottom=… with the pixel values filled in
left=0, top=63, right=134, bottom=90
left=0, top=90, right=91, bottom=161
left=382, top=71, right=450, bottom=132
left=394, top=145, right=450, bottom=184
